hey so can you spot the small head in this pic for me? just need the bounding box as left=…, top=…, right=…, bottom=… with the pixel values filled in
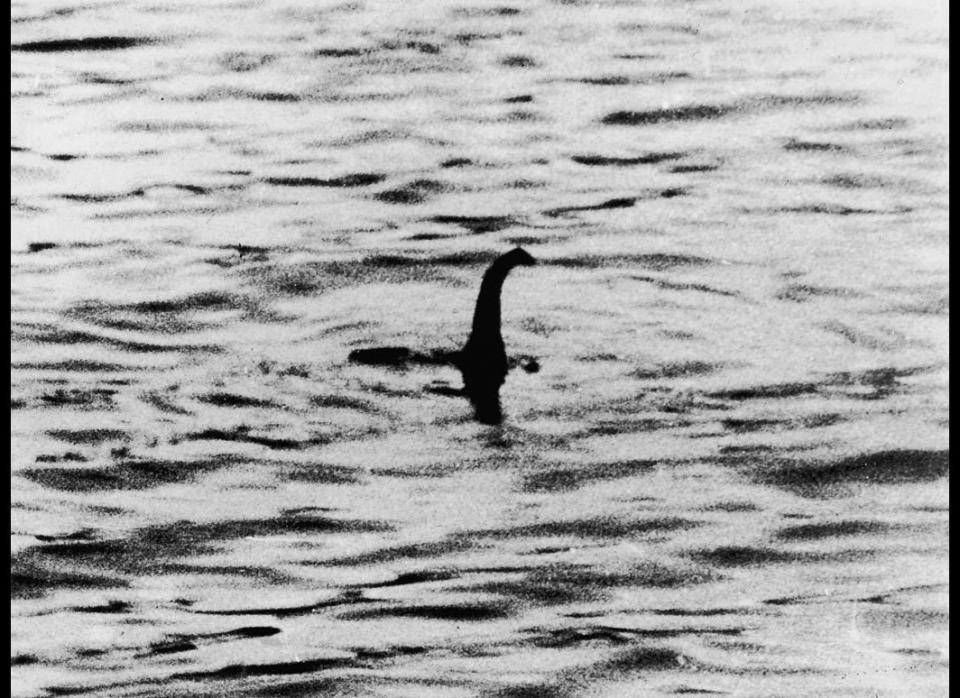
left=504, top=247, right=536, bottom=268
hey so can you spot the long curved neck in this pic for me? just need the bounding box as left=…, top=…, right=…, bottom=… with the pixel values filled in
left=468, top=261, right=513, bottom=346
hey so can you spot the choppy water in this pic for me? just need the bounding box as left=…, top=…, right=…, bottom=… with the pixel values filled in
left=10, top=1, right=949, bottom=696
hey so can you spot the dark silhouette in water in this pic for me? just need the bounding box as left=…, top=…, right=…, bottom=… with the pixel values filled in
left=456, top=247, right=536, bottom=423
left=348, top=247, right=536, bottom=424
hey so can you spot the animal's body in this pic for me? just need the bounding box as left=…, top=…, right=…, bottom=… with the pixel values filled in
left=456, top=247, right=536, bottom=423
left=347, top=247, right=535, bottom=423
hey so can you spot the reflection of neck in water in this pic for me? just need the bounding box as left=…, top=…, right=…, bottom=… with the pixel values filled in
left=458, top=247, right=536, bottom=424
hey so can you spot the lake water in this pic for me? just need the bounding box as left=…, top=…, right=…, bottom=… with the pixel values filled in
left=10, top=1, right=949, bottom=696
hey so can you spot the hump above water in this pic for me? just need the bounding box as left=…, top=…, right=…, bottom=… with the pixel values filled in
left=457, top=247, right=536, bottom=424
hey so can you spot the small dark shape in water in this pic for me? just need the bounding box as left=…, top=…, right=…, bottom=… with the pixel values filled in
left=603, top=103, right=732, bottom=125
left=309, top=394, right=371, bottom=410
left=501, top=55, right=536, bottom=68
left=493, top=683, right=570, bottom=698
left=39, top=387, right=117, bottom=408
left=593, top=196, right=636, bottom=209
left=182, top=428, right=302, bottom=451
left=48, top=429, right=128, bottom=444
left=775, top=519, right=893, bottom=541
left=804, top=413, right=843, bottom=429
left=720, top=418, right=787, bottom=433
left=632, top=361, right=721, bottom=379
left=34, top=529, right=98, bottom=543
left=313, top=47, right=370, bottom=57
left=544, top=197, right=636, bottom=217
left=546, top=252, right=711, bottom=271
left=660, top=187, right=686, bottom=198
left=356, top=570, right=459, bottom=588
left=324, top=538, right=475, bottom=567
left=48, top=153, right=79, bottom=161
left=197, top=392, right=277, bottom=408
left=601, top=646, right=690, bottom=673
left=650, top=607, right=741, bottom=617
left=504, top=109, right=539, bottom=122
left=149, top=640, right=198, bottom=655
left=232, top=243, right=268, bottom=260
left=60, top=192, right=128, bottom=203
left=843, top=117, right=909, bottom=130
left=706, top=382, right=819, bottom=400
left=354, top=645, right=429, bottom=660
left=453, top=6, right=520, bottom=17
left=603, top=92, right=857, bottom=126
left=505, top=94, right=533, bottom=103
left=498, top=515, right=697, bottom=540
left=407, top=233, right=447, bottom=241
left=783, top=138, right=845, bottom=152
left=343, top=602, right=511, bottom=622
left=532, top=626, right=634, bottom=648
left=11, top=37, right=153, bottom=52
left=775, top=203, right=906, bottom=215
left=11, top=655, right=39, bottom=666
left=441, top=157, right=473, bottom=167
left=667, top=685, right=726, bottom=694
left=690, top=546, right=801, bottom=567
left=571, top=152, right=683, bottom=166
left=375, top=179, right=445, bottom=204
left=166, top=183, right=209, bottom=195
left=519, top=356, right=540, bottom=373
left=230, top=626, right=282, bottom=639
left=348, top=346, right=415, bottom=366
left=283, top=463, right=359, bottom=485
left=577, top=75, right=631, bottom=85
left=453, top=32, right=501, bottom=44
left=406, top=41, right=441, bottom=54
left=821, top=173, right=887, bottom=189
left=171, top=657, right=359, bottom=681
left=72, top=599, right=131, bottom=614
left=826, top=364, right=935, bottom=398
left=507, top=179, right=545, bottom=190
left=27, top=242, right=58, bottom=253
left=776, top=283, right=859, bottom=302
left=145, top=626, right=280, bottom=656
left=75, top=648, right=108, bottom=658
left=78, top=73, right=135, bottom=85
left=265, top=173, right=385, bottom=187
left=429, top=215, right=517, bottom=234
left=35, top=452, right=87, bottom=463
left=219, top=51, right=274, bottom=72
left=670, top=163, right=720, bottom=173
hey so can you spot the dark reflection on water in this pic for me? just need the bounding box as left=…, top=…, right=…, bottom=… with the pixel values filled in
left=10, top=0, right=947, bottom=696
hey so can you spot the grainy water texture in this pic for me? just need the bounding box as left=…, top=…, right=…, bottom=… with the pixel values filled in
left=10, top=0, right=949, bottom=696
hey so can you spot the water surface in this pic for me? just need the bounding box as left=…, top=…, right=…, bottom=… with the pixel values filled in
left=11, top=1, right=949, bottom=696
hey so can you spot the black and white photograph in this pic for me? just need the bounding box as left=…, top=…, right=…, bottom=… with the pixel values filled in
left=11, top=1, right=948, bottom=696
